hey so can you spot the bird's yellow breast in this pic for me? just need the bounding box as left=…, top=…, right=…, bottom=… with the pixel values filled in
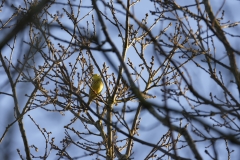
left=91, top=78, right=103, bottom=94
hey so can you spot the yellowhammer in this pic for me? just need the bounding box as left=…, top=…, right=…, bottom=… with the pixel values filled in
left=87, top=74, right=104, bottom=105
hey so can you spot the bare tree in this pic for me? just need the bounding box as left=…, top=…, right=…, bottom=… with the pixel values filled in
left=1, top=0, right=240, bottom=160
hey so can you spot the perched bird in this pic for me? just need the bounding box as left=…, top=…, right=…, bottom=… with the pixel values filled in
left=87, top=74, right=104, bottom=106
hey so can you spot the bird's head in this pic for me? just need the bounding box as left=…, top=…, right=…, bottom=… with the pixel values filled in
left=92, top=74, right=101, bottom=79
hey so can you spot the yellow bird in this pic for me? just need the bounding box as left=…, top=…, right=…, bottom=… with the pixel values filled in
left=87, top=74, right=104, bottom=106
